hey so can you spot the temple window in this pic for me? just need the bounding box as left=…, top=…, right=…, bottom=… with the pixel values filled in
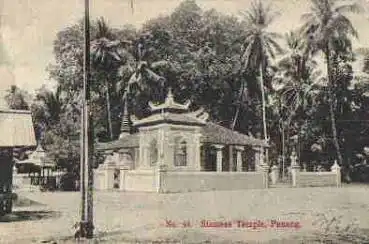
left=149, top=139, right=158, bottom=166
left=174, top=137, right=187, bottom=167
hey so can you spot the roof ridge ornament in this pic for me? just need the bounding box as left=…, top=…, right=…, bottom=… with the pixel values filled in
left=148, top=87, right=191, bottom=112
left=35, top=143, right=45, bottom=152
left=188, top=107, right=209, bottom=123
left=166, top=87, right=174, bottom=104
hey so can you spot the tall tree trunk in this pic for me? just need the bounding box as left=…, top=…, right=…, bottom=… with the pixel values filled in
left=281, top=122, right=285, bottom=179
left=259, top=65, right=268, bottom=164
left=105, top=80, right=113, bottom=140
left=231, top=80, right=245, bottom=130
left=325, top=46, right=345, bottom=178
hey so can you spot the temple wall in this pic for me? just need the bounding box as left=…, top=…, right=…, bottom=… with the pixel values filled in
left=295, top=172, right=340, bottom=187
left=138, top=129, right=160, bottom=169
left=138, top=124, right=202, bottom=171
left=97, top=169, right=268, bottom=193
left=160, top=171, right=267, bottom=193
left=12, top=173, right=29, bottom=189
left=166, top=126, right=202, bottom=171
left=124, top=170, right=157, bottom=192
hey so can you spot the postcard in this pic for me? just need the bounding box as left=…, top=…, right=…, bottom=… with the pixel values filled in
left=1, top=0, right=369, bottom=243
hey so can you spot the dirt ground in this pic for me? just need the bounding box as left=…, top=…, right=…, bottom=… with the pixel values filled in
left=1, top=184, right=369, bottom=243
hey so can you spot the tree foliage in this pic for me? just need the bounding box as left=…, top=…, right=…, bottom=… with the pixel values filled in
left=16, top=0, right=369, bottom=181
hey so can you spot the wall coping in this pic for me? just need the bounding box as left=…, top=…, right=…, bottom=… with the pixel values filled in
left=299, top=171, right=338, bottom=175
left=158, top=171, right=263, bottom=175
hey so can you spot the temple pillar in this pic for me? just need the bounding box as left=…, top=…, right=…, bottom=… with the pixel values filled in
left=214, top=145, right=224, bottom=172
left=290, top=149, right=299, bottom=187
left=229, top=145, right=234, bottom=171
left=253, top=146, right=263, bottom=171
left=331, top=160, right=341, bottom=187
left=200, top=143, right=205, bottom=171
left=193, top=134, right=202, bottom=171
left=134, top=147, right=139, bottom=169
left=235, top=146, right=244, bottom=172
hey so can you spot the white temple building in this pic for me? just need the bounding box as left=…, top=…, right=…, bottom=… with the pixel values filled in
left=95, top=89, right=270, bottom=193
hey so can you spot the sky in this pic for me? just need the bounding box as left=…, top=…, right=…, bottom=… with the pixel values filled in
left=1, top=0, right=369, bottom=96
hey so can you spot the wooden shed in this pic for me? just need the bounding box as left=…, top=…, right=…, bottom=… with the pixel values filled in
left=0, top=109, right=36, bottom=215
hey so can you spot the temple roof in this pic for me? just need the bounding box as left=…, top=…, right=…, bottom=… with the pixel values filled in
left=97, top=134, right=139, bottom=151
left=0, top=109, right=36, bottom=148
left=148, top=88, right=191, bottom=112
left=133, top=112, right=206, bottom=127
left=97, top=89, right=267, bottom=151
left=97, top=123, right=266, bottom=151
left=134, top=88, right=208, bottom=127
left=200, top=123, right=267, bottom=147
left=18, top=143, right=55, bottom=168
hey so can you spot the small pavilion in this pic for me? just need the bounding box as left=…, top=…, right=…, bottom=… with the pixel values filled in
left=96, top=89, right=268, bottom=192
left=18, top=144, right=55, bottom=186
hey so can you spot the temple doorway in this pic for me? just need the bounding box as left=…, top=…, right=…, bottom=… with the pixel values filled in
left=202, top=145, right=217, bottom=171
left=113, top=169, right=120, bottom=189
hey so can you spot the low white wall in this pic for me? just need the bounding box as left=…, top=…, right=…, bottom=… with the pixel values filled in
left=12, top=173, right=28, bottom=188
left=160, top=171, right=266, bottom=193
left=296, top=172, right=340, bottom=187
left=123, top=170, right=157, bottom=192
left=100, top=168, right=268, bottom=193
left=94, top=169, right=106, bottom=190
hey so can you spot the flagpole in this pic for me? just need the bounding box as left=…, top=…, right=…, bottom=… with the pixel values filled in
left=80, top=0, right=94, bottom=238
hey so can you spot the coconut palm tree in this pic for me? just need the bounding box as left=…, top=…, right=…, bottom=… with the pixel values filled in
left=238, top=0, right=283, bottom=163
left=34, top=85, right=64, bottom=128
left=4, top=85, right=30, bottom=110
left=117, top=34, right=173, bottom=121
left=274, top=31, right=322, bottom=120
left=91, top=17, right=131, bottom=140
left=273, top=31, right=322, bottom=175
left=300, top=0, right=361, bottom=170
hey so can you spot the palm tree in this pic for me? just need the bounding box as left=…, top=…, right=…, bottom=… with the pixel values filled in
left=238, top=0, right=283, bottom=163
left=274, top=31, right=322, bottom=123
left=117, top=34, right=172, bottom=120
left=273, top=31, right=322, bottom=175
left=34, top=85, right=64, bottom=128
left=300, top=0, right=361, bottom=171
left=91, top=17, right=131, bottom=140
left=4, top=85, right=30, bottom=110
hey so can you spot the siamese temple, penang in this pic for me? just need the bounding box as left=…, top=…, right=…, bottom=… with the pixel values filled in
left=95, top=89, right=271, bottom=193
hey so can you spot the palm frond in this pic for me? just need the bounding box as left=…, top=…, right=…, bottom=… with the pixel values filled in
left=150, top=60, right=171, bottom=69
left=263, top=40, right=276, bottom=59
left=265, top=35, right=284, bottom=54
left=334, top=14, right=359, bottom=38
left=241, top=39, right=255, bottom=70
left=335, top=2, right=363, bottom=14
left=144, top=68, right=165, bottom=82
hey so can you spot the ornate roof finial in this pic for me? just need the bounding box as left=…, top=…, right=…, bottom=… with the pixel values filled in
left=148, top=86, right=191, bottom=112
left=165, top=87, right=174, bottom=104
left=35, top=142, right=45, bottom=153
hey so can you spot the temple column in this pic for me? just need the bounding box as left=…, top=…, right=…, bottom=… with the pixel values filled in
left=214, top=144, right=224, bottom=172
left=199, top=143, right=205, bottom=171
left=253, top=146, right=263, bottom=172
left=194, top=134, right=202, bottom=171
left=229, top=145, right=234, bottom=171
left=290, top=149, right=300, bottom=187
left=235, top=146, right=245, bottom=172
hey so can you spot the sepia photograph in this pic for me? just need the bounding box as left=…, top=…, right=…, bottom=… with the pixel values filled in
left=1, top=0, right=369, bottom=243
